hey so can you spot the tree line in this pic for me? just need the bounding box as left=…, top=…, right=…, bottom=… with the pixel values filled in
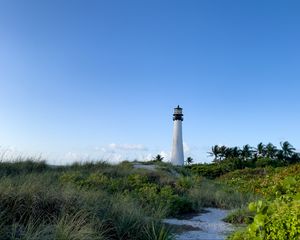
left=208, top=141, right=300, bottom=165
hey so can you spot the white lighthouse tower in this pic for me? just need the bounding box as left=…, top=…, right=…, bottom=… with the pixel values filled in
left=171, top=105, right=184, bottom=166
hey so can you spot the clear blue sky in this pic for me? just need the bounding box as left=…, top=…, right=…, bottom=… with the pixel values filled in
left=0, top=0, right=300, bottom=164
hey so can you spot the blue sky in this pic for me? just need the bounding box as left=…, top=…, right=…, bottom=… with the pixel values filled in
left=0, top=0, right=300, bottom=164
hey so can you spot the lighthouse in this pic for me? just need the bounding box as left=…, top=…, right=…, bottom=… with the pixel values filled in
left=171, top=105, right=184, bottom=166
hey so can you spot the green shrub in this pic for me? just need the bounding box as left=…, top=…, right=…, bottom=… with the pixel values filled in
left=191, top=164, right=224, bottom=179
left=224, top=208, right=254, bottom=224
left=229, top=172, right=300, bottom=240
left=175, top=176, right=194, bottom=192
left=229, top=199, right=300, bottom=240
left=255, top=158, right=278, bottom=168
left=127, top=173, right=148, bottom=188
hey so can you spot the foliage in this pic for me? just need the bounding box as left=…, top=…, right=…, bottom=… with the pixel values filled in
left=224, top=208, right=254, bottom=224
left=59, top=169, right=195, bottom=216
left=143, top=221, right=174, bottom=240
left=185, top=157, right=193, bottom=165
left=229, top=195, right=300, bottom=240
left=0, top=159, right=175, bottom=240
left=220, top=164, right=300, bottom=197
left=153, top=154, right=164, bottom=162
left=189, top=158, right=249, bottom=179
left=0, top=159, right=49, bottom=176
left=187, top=179, right=256, bottom=210
left=0, top=157, right=254, bottom=239
left=203, top=141, right=300, bottom=177
left=227, top=164, right=300, bottom=240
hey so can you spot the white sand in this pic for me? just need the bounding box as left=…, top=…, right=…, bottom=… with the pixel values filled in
left=163, top=208, right=234, bottom=240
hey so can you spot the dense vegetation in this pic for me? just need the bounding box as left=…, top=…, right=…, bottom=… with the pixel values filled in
left=220, top=164, right=300, bottom=240
left=1, top=141, right=299, bottom=240
left=187, top=141, right=300, bottom=239
left=190, top=141, right=300, bottom=179
left=0, top=159, right=252, bottom=240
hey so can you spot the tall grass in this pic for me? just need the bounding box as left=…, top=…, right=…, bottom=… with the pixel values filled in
left=0, top=159, right=48, bottom=176
left=0, top=158, right=253, bottom=239
left=188, top=179, right=258, bottom=210
left=143, top=221, right=174, bottom=240
left=53, top=211, right=105, bottom=240
left=0, top=159, right=176, bottom=240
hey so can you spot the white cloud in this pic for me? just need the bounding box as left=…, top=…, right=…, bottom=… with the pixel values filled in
left=108, top=143, right=148, bottom=151
left=145, top=153, right=154, bottom=161
left=63, top=152, right=89, bottom=162
left=48, top=150, right=126, bottom=165
left=94, top=147, right=108, bottom=152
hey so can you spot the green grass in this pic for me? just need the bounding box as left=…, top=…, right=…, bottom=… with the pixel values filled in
left=0, top=159, right=253, bottom=240
left=188, top=179, right=257, bottom=210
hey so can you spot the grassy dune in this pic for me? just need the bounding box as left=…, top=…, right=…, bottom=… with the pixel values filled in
left=2, top=158, right=298, bottom=239
left=0, top=159, right=253, bottom=240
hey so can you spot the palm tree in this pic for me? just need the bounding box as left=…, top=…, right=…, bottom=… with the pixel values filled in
left=224, top=147, right=240, bottom=159
left=224, top=147, right=233, bottom=159
left=153, top=154, right=164, bottom=162
left=290, top=153, right=300, bottom=163
left=276, top=150, right=284, bottom=161
left=256, top=142, right=265, bottom=157
left=265, top=143, right=277, bottom=159
left=186, top=157, right=193, bottom=165
left=218, top=145, right=227, bottom=161
left=208, top=145, right=220, bottom=163
left=280, top=141, right=296, bottom=159
left=241, top=144, right=253, bottom=161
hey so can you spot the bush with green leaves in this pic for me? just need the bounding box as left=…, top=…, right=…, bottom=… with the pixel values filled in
left=228, top=173, right=300, bottom=240
left=229, top=199, right=300, bottom=240
left=223, top=207, right=254, bottom=224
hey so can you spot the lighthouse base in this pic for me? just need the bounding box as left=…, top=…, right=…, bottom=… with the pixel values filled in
left=171, top=120, right=184, bottom=166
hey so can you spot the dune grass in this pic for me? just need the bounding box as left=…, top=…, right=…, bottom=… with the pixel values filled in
left=0, top=159, right=253, bottom=239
